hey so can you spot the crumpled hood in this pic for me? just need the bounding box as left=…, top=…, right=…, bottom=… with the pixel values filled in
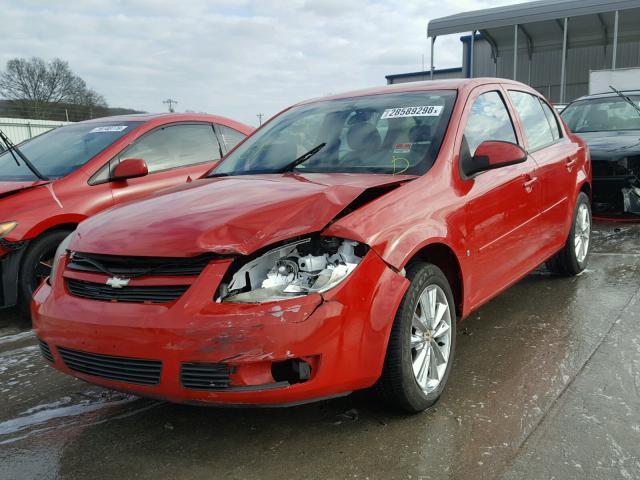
left=0, top=180, right=49, bottom=198
left=577, top=130, right=640, bottom=161
left=73, top=173, right=414, bottom=257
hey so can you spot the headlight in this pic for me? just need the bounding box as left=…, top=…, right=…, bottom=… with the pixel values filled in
left=218, top=236, right=367, bottom=303
left=0, top=221, right=17, bottom=238
left=48, top=231, right=76, bottom=286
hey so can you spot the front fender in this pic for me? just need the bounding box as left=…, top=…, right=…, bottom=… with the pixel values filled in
left=23, top=213, right=86, bottom=240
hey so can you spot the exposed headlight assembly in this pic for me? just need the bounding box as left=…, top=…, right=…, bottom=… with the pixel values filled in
left=0, top=221, right=17, bottom=238
left=48, top=231, right=76, bottom=286
left=218, top=236, right=367, bottom=303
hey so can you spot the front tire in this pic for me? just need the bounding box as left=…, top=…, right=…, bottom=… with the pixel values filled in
left=17, top=230, right=71, bottom=319
left=546, top=192, right=591, bottom=276
left=376, top=262, right=456, bottom=413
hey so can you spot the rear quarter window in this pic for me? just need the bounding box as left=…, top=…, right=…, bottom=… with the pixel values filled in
left=217, top=125, right=247, bottom=153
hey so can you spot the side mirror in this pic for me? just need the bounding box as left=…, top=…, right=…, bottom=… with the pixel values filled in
left=462, top=141, right=527, bottom=177
left=112, top=158, right=148, bottom=181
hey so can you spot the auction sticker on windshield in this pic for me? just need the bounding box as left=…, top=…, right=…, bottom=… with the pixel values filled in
left=394, top=143, right=412, bottom=154
left=89, top=126, right=129, bottom=133
left=381, top=106, right=443, bottom=119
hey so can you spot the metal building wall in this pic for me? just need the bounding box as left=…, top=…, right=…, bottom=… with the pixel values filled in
left=464, top=38, right=640, bottom=103
left=0, top=117, right=70, bottom=144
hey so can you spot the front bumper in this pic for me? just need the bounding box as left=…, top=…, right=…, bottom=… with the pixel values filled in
left=592, top=159, right=640, bottom=215
left=33, top=251, right=408, bottom=406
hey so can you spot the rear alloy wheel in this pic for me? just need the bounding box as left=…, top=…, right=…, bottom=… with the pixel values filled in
left=376, top=262, right=456, bottom=413
left=546, top=192, right=591, bottom=276
left=17, top=230, right=72, bottom=319
left=574, top=202, right=591, bottom=264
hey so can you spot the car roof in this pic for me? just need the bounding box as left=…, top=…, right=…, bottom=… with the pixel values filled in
left=294, top=78, right=539, bottom=107
left=72, top=113, right=252, bottom=134
left=571, top=90, right=640, bottom=102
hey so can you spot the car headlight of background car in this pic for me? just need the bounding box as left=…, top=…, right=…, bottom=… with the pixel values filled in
left=0, top=221, right=17, bottom=238
left=48, top=231, right=76, bottom=286
left=217, top=236, right=368, bottom=303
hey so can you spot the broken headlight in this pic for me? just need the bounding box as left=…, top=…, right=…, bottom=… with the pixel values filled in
left=218, top=236, right=367, bottom=303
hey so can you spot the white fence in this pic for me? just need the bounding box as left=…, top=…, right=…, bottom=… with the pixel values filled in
left=0, top=117, right=71, bottom=144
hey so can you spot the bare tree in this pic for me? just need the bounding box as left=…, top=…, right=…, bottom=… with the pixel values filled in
left=0, top=57, right=107, bottom=118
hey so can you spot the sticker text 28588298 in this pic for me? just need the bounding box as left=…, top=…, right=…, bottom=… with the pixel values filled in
left=380, top=106, right=443, bottom=119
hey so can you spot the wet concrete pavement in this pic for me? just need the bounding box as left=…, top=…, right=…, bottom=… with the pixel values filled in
left=1, top=222, right=639, bottom=479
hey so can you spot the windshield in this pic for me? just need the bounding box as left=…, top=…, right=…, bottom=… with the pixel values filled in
left=212, top=91, right=457, bottom=176
left=561, top=96, right=640, bottom=133
left=0, top=121, right=142, bottom=181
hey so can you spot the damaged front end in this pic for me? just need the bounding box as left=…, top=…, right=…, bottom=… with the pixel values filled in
left=217, top=235, right=368, bottom=303
left=592, top=156, right=640, bottom=216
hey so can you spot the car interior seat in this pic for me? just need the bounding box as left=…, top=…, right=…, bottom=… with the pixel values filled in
left=342, top=122, right=382, bottom=165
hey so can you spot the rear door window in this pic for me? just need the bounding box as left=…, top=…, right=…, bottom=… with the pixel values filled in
left=119, top=123, right=222, bottom=173
left=509, top=91, right=555, bottom=151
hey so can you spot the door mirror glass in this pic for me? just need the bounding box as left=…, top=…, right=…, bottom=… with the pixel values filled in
left=112, top=158, right=148, bottom=181
left=463, top=141, right=527, bottom=177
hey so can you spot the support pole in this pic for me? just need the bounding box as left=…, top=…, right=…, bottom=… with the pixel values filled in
left=613, top=10, right=619, bottom=69
left=560, top=17, right=568, bottom=104
left=430, top=36, right=435, bottom=80
left=513, top=24, right=518, bottom=80
left=470, top=31, right=475, bottom=78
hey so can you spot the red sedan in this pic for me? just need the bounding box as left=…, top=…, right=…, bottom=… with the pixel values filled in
left=0, top=113, right=252, bottom=315
left=33, top=79, right=591, bottom=412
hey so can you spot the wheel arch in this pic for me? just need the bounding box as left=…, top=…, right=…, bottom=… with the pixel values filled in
left=404, top=242, right=464, bottom=318
left=23, top=214, right=85, bottom=240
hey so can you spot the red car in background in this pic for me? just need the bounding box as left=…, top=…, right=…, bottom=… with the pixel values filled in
left=34, top=79, right=591, bottom=412
left=1, top=113, right=252, bottom=315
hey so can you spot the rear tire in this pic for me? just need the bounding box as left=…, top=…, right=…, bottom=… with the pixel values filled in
left=376, top=262, right=456, bottom=413
left=17, top=230, right=71, bottom=319
left=546, top=192, right=591, bottom=276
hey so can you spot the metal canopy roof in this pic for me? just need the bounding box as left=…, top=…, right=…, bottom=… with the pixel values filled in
left=428, top=0, right=640, bottom=37
left=425, top=0, right=640, bottom=103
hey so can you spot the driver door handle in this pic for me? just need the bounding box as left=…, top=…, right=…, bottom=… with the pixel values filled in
left=566, top=157, right=577, bottom=171
left=523, top=176, right=538, bottom=192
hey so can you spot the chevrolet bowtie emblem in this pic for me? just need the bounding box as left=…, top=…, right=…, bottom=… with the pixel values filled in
left=106, top=276, right=130, bottom=288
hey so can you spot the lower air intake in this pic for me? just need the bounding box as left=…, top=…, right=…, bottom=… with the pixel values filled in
left=38, top=339, right=54, bottom=363
left=180, top=362, right=232, bottom=390
left=58, top=346, right=162, bottom=385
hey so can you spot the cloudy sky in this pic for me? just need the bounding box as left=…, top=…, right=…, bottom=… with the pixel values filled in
left=1, top=0, right=527, bottom=126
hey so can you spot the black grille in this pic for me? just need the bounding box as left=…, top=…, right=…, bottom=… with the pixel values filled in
left=180, top=362, right=232, bottom=390
left=58, top=346, right=162, bottom=385
left=66, top=278, right=189, bottom=303
left=38, top=339, right=54, bottom=363
left=67, top=252, right=213, bottom=277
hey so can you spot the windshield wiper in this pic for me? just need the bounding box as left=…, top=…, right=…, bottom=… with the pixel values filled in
left=0, top=129, right=48, bottom=180
left=278, top=142, right=326, bottom=173
left=609, top=85, right=640, bottom=117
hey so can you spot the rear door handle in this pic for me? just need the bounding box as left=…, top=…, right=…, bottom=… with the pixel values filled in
left=523, top=176, right=538, bottom=192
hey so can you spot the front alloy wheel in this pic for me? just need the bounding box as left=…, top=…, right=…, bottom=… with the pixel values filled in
left=18, top=230, right=72, bottom=319
left=376, top=262, right=456, bottom=413
left=411, top=285, right=453, bottom=395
